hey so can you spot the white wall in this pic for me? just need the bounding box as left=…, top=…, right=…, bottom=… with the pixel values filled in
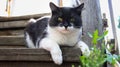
left=0, top=0, right=80, bottom=16
left=12, top=0, right=51, bottom=16
left=0, top=0, right=8, bottom=16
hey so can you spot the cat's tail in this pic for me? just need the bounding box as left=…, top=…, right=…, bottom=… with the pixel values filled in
left=28, top=18, right=37, bottom=23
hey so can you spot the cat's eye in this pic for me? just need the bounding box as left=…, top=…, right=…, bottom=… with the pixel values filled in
left=58, top=17, right=63, bottom=22
left=70, top=18, right=75, bottom=22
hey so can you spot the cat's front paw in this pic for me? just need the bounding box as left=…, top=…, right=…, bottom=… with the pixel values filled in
left=81, top=46, right=90, bottom=57
left=52, top=54, right=63, bottom=65
left=40, top=38, right=63, bottom=65
left=76, top=41, right=90, bottom=57
left=50, top=48, right=63, bottom=65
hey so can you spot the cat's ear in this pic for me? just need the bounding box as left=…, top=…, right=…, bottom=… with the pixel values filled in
left=75, top=3, right=84, bottom=15
left=50, top=2, right=59, bottom=12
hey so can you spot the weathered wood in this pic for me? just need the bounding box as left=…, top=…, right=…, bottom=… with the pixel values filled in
left=0, top=48, right=81, bottom=62
left=0, top=30, right=24, bottom=36
left=0, top=20, right=27, bottom=29
left=0, top=36, right=25, bottom=46
left=0, top=61, right=79, bottom=67
left=0, top=30, right=13, bottom=36
left=0, top=47, right=81, bottom=67
left=0, top=13, right=50, bottom=22
left=0, top=46, right=25, bottom=48
left=108, top=0, right=119, bottom=55
left=80, top=0, right=103, bottom=47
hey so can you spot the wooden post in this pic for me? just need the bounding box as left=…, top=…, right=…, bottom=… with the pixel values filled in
left=108, top=0, right=119, bottom=54
left=59, top=0, right=63, bottom=7
left=80, top=0, right=103, bottom=47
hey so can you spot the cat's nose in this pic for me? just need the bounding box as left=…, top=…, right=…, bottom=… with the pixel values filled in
left=64, top=26, right=68, bottom=29
left=64, top=23, right=68, bottom=29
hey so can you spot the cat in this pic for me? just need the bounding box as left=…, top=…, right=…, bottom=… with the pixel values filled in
left=24, top=2, right=90, bottom=65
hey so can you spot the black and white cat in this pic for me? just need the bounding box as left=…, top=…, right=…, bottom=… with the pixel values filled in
left=24, top=2, right=90, bottom=65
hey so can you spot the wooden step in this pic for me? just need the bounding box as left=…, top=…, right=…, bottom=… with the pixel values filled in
left=0, top=13, right=50, bottom=22
left=0, top=36, right=82, bottom=67
left=0, top=36, right=25, bottom=47
left=0, top=47, right=81, bottom=67
left=0, top=13, right=82, bottom=67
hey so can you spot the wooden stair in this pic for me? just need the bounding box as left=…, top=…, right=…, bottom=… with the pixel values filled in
left=0, top=48, right=81, bottom=67
left=0, top=14, right=82, bottom=67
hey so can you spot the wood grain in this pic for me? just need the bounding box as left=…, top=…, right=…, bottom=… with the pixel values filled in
left=0, top=20, right=27, bottom=29
left=80, top=0, right=103, bottom=47
left=0, top=36, right=25, bottom=46
left=0, top=47, right=81, bottom=62
left=0, top=13, right=50, bottom=22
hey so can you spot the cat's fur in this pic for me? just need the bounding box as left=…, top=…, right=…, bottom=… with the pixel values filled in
left=24, top=2, right=90, bottom=65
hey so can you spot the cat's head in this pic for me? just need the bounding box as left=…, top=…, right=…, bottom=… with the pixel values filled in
left=49, top=2, right=84, bottom=33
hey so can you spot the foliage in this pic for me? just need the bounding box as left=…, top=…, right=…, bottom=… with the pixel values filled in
left=73, top=30, right=120, bottom=67
left=80, top=30, right=107, bottom=67
left=88, top=30, right=108, bottom=45
left=118, top=16, right=120, bottom=29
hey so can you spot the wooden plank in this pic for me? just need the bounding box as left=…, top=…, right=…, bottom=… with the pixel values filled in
left=80, top=0, right=103, bottom=47
left=0, top=30, right=13, bottom=36
left=108, top=0, right=119, bottom=55
left=0, top=46, right=25, bottom=48
left=0, top=61, right=80, bottom=67
left=0, top=20, right=27, bottom=29
left=0, top=47, right=81, bottom=62
left=0, top=30, right=24, bottom=36
left=0, top=13, right=50, bottom=22
left=0, top=36, right=25, bottom=46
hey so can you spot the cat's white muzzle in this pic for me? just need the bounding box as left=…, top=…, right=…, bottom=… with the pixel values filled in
left=57, top=26, right=74, bottom=34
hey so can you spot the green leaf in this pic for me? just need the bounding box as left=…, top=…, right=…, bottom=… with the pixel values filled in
left=78, top=30, right=120, bottom=67
left=111, top=59, right=116, bottom=65
left=80, top=56, right=86, bottom=67
left=97, top=30, right=108, bottom=41
left=106, top=55, right=113, bottom=63
left=87, top=32, right=93, bottom=38
left=106, top=54, right=117, bottom=65
left=72, top=65, right=75, bottom=67
left=117, top=56, right=120, bottom=62
left=118, top=16, right=120, bottom=29
left=118, top=22, right=120, bottom=28
left=113, top=54, right=119, bottom=60
left=92, top=30, right=99, bottom=45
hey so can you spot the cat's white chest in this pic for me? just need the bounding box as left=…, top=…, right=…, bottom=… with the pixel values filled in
left=47, top=26, right=82, bottom=46
left=57, top=33, right=79, bottom=46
